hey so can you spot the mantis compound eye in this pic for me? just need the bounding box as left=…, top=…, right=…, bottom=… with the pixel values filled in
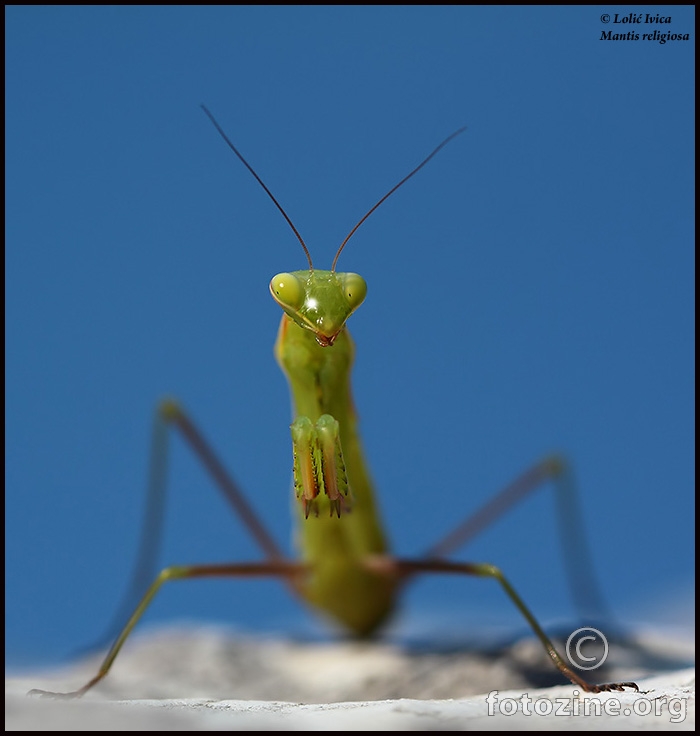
left=341, top=273, right=367, bottom=311
left=270, top=272, right=304, bottom=310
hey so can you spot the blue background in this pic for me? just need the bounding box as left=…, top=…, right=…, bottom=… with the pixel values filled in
left=6, top=6, right=694, bottom=668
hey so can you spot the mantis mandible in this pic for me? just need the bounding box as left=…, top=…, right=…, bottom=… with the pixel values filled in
left=31, top=107, right=638, bottom=698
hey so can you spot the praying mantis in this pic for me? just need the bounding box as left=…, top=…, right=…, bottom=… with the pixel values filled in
left=31, top=107, right=638, bottom=699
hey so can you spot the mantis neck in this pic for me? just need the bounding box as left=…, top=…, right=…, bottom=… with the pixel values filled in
left=274, top=314, right=396, bottom=636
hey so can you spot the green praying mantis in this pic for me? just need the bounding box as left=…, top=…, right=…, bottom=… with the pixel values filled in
left=31, top=107, right=638, bottom=699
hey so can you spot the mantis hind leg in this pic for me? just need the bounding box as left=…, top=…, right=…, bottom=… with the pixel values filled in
left=29, top=560, right=305, bottom=699
left=423, top=456, right=612, bottom=624
left=377, top=457, right=638, bottom=693
left=76, top=398, right=288, bottom=655
left=365, top=556, right=638, bottom=694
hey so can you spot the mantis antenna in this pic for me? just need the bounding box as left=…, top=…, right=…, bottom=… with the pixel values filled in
left=331, top=126, right=467, bottom=272
left=202, top=105, right=465, bottom=273
left=201, top=105, right=314, bottom=271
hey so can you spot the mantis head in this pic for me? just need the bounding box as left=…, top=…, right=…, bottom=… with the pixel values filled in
left=201, top=105, right=464, bottom=347
left=270, top=270, right=367, bottom=347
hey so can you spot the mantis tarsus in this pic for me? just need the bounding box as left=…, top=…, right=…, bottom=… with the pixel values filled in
left=31, top=106, right=638, bottom=699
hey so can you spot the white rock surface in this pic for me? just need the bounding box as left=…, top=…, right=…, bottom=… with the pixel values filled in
left=6, top=627, right=695, bottom=730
